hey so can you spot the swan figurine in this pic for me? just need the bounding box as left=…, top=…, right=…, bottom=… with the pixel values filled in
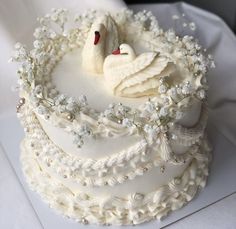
left=81, top=15, right=120, bottom=74
left=103, top=44, right=176, bottom=97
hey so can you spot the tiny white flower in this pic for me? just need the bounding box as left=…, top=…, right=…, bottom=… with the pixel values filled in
left=189, top=22, right=196, bottom=31
left=78, top=95, right=87, bottom=106
left=122, top=118, right=133, bottom=127
left=169, top=87, right=178, bottom=98
left=172, top=15, right=180, bottom=20
left=33, top=40, right=44, bottom=49
left=33, top=85, right=43, bottom=96
left=159, top=107, right=169, bottom=117
left=143, top=101, right=156, bottom=113
left=197, top=89, right=206, bottom=99
left=182, top=83, right=193, bottom=95
left=159, top=84, right=167, bottom=94
left=103, top=109, right=113, bottom=117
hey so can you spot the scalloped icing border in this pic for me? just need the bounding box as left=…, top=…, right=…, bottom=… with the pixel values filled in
left=20, top=135, right=211, bottom=226
left=18, top=101, right=208, bottom=187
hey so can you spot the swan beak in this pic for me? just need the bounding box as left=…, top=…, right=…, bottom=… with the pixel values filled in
left=94, top=31, right=100, bottom=45
left=112, top=48, right=120, bottom=55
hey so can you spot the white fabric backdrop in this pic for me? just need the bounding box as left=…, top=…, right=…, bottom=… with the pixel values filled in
left=1, top=1, right=236, bottom=228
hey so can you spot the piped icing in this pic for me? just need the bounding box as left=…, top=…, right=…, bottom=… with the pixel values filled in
left=12, top=8, right=214, bottom=226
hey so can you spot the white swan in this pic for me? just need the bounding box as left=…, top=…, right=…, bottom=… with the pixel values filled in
left=103, top=44, right=176, bottom=97
left=81, top=15, right=119, bottom=74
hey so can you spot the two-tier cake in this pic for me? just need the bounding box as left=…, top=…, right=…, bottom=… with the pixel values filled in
left=13, top=8, right=213, bottom=225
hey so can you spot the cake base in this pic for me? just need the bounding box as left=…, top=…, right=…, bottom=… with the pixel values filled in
left=20, top=136, right=211, bottom=225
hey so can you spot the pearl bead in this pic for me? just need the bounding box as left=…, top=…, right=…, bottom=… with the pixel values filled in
left=24, top=127, right=29, bottom=132
left=19, top=98, right=25, bottom=105
left=66, top=113, right=74, bottom=121
left=160, top=166, right=165, bottom=173
left=81, top=218, right=88, bottom=224
left=143, top=167, right=148, bottom=172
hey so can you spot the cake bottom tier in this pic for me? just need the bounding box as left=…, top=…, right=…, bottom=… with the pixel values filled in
left=20, top=135, right=211, bottom=225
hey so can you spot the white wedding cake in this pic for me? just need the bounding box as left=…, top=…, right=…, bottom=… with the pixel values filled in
left=13, top=8, right=214, bottom=225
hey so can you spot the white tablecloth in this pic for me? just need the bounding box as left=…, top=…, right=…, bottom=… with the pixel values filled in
left=1, top=1, right=236, bottom=228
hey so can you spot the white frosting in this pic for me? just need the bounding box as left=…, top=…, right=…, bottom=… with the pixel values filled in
left=14, top=9, right=214, bottom=226
left=17, top=98, right=211, bottom=225
left=21, top=133, right=211, bottom=225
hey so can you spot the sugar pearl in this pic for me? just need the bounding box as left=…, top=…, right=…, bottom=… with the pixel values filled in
left=19, top=98, right=25, bottom=105
left=81, top=218, right=89, bottom=224
left=143, top=167, right=148, bottom=172
left=160, top=166, right=165, bottom=173
left=66, top=113, right=74, bottom=121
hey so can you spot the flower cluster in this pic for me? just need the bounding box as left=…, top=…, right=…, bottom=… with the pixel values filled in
left=12, top=8, right=213, bottom=149
left=99, top=103, right=131, bottom=121
left=72, top=124, right=93, bottom=148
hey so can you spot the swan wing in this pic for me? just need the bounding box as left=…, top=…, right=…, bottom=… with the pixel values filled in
left=104, top=52, right=158, bottom=89
left=118, top=64, right=175, bottom=97
left=115, top=58, right=175, bottom=97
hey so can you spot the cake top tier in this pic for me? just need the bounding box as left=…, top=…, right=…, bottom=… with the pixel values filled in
left=12, top=9, right=214, bottom=148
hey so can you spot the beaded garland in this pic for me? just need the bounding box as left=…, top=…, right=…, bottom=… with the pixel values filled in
left=18, top=102, right=208, bottom=187
left=21, top=133, right=212, bottom=225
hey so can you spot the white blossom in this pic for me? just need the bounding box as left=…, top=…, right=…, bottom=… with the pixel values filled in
left=33, top=85, right=43, bottom=97
left=189, top=22, right=196, bottom=31
left=196, top=89, right=206, bottom=99
left=122, top=118, right=133, bottom=128
left=182, top=82, right=193, bottom=95
left=144, top=124, right=160, bottom=142
left=78, top=95, right=87, bottom=106
left=158, top=84, right=167, bottom=94
left=33, top=40, right=44, bottom=49
left=159, top=107, right=169, bottom=117
left=77, top=124, right=92, bottom=137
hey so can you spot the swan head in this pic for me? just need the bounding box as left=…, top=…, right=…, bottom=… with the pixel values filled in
left=112, top=44, right=136, bottom=59
left=90, top=23, right=106, bottom=46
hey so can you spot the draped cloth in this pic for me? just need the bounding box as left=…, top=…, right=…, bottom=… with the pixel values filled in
left=0, top=1, right=236, bottom=228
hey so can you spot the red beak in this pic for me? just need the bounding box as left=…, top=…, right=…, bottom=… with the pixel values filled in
left=94, top=31, right=100, bottom=45
left=112, top=48, right=120, bottom=55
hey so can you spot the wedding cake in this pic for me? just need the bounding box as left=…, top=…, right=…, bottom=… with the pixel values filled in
left=13, top=8, right=214, bottom=225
